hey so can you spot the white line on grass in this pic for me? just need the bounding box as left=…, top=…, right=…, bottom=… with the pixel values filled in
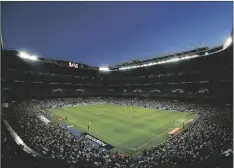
left=124, top=114, right=177, bottom=137
left=63, top=119, right=135, bottom=151
left=133, top=128, right=171, bottom=151
left=95, top=108, right=158, bottom=136
left=69, top=120, right=135, bottom=151
left=125, top=125, right=156, bottom=136
left=86, top=120, right=166, bottom=152
left=68, top=120, right=87, bottom=129
left=107, top=137, right=134, bottom=151
left=48, top=106, right=188, bottom=153
left=68, top=117, right=175, bottom=152
left=131, top=119, right=177, bottom=151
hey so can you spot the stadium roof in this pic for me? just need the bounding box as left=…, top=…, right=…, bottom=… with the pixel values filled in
left=112, top=46, right=209, bottom=68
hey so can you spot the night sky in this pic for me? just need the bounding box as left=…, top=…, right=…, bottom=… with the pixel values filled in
left=2, top=2, right=233, bottom=66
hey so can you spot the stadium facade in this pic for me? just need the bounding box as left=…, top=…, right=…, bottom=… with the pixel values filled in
left=2, top=39, right=233, bottom=104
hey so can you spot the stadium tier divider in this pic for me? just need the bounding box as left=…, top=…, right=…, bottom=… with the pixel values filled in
left=2, top=119, right=52, bottom=160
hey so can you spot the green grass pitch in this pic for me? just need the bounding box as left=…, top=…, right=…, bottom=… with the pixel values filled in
left=45, top=104, right=195, bottom=155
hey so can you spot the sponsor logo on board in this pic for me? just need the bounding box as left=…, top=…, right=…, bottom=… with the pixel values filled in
left=82, top=133, right=114, bottom=150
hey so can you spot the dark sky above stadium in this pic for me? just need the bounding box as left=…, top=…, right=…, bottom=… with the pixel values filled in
left=2, top=2, right=232, bottom=66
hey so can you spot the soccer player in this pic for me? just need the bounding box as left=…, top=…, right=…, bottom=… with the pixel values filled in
left=88, top=120, right=91, bottom=130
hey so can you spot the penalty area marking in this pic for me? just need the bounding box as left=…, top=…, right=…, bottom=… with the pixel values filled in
left=63, top=119, right=169, bottom=152
left=132, top=131, right=168, bottom=151
left=132, top=119, right=177, bottom=151
left=68, top=119, right=87, bottom=130
left=53, top=114, right=173, bottom=153
left=107, top=137, right=134, bottom=151
left=61, top=119, right=135, bottom=151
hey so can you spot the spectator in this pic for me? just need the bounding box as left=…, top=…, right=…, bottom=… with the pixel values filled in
left=3, top=97, right=233, bottom=168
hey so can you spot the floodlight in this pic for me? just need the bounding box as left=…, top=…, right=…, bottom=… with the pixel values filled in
left=99, top=67, right=110, bottom=71
left=223, top=36, right=232, bottom=49
left=172, top=58, right=179, bottom=62
left=30, top=55, right=38, bottom=61
left=188, top=55, right=198, bottom=59
left=18, top=52, right=30, bottom=59
left=183, top=56, right=190, bottom=60
left=18, top=51, right=38, bottom=61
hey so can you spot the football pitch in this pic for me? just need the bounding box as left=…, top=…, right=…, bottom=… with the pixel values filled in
left=45, top=104, right=195, bottom=155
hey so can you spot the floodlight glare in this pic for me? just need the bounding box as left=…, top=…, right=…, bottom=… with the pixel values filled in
left=18, top=51, right=38, bottom=61
left=184, top=56, right=188, bottom=60
left=118, top=53, right=200, bottom=70
left=172, top=58, right=179, bottom=62
left=18, top=52, right=30, bottom=59
left=223, top=37, right=232, bottom=49
left=30, top=55, right=38, bottom=61
left=99, top=67, right=110, bottom=71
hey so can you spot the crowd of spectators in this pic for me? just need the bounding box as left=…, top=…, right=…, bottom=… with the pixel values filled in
left=2, top=97, right=233, bottom=168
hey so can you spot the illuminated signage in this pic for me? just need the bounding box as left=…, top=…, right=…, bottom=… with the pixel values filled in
left=69, top=62, right=78, bottom=68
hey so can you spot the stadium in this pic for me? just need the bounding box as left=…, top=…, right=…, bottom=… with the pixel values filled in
left=1, top=3, right=233, bottom=168
left=2, top=30, right=233, bottom=167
